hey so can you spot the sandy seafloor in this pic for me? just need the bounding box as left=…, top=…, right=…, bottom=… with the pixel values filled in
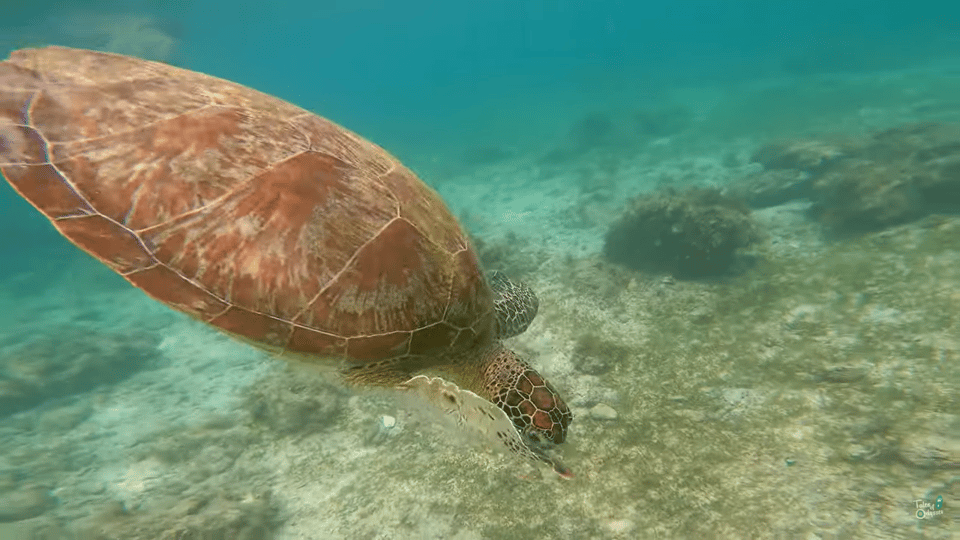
left=1, top=66, right=960, bottom=540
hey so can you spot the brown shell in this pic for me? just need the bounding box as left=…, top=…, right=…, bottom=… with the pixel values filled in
left=0, top=47, right=496, bottom=365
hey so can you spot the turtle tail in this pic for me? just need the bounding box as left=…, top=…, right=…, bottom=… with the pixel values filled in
left=489, top=271, right=538, bottom=339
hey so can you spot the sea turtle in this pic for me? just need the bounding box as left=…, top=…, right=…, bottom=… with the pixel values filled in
left=0, top=47, right=573, bottom=475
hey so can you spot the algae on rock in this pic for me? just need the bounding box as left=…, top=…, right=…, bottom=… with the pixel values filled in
left=603, top=188, right=758, bottom=278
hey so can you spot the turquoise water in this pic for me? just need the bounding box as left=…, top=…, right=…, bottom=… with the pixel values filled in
left=1, top=2, right=959, bottom=538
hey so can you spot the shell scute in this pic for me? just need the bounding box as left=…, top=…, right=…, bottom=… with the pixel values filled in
left=297, top=217, right=451, bottom=336
left=126, top=264, right=229, bottom=319
left=408, top=322, right=463, bottom=356
left=49, top=106, right=304, bottom=230
left=1, top=163, right=94, bottom=218
left=291, top=114, right=395, bottom=176
left=57, top=214, right=155, bottom=273
left=0, top=123, right=45, bottom=164
left=344, top=331, right=412, bottom=362
left=30, top=79, right=211, bottom=143
left=207, top=306, right=294, bottom=349
left=287, top=326, right=347, bottom=357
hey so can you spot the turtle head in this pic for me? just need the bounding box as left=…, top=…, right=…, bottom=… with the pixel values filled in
left=483, top=348, right=572, bottom=445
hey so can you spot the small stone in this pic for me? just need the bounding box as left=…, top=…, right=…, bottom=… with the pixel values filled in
left=368, top=414, right=399, bottom=445
left=589, top=403, right=618, bottom=421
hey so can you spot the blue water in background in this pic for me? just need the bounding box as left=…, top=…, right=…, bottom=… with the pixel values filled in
left=2, top=0, right=956, bottom=284
left=3, top=1, right=958, bottom=276
left=5, top=0, right=960, bottom=158
left=183, top=0, right=960, bottom=159
left=0, top=0, right=957, bottom=291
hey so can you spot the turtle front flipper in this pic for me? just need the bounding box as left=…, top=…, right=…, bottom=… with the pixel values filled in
left=489, top=271, right=538, bottom=339
left=399, top=374, right=573, bottom=478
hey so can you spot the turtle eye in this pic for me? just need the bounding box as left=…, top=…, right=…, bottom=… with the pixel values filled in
left=522, top=428, right=543, bottom=446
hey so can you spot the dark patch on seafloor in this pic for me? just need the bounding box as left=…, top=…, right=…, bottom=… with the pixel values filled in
left=0, top=327, right=160, bottom=418
left=727, top=121, right=960, bottom=234
left=603, top=187, right=759, bottom=279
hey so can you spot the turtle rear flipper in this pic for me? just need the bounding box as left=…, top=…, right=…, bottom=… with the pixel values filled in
left=489, top=271, right=538, bottom=339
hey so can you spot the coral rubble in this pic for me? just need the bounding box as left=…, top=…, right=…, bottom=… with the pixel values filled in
left=735, top=122, right=960, bottom=233
left=603, top=188, right=758, bottom=278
